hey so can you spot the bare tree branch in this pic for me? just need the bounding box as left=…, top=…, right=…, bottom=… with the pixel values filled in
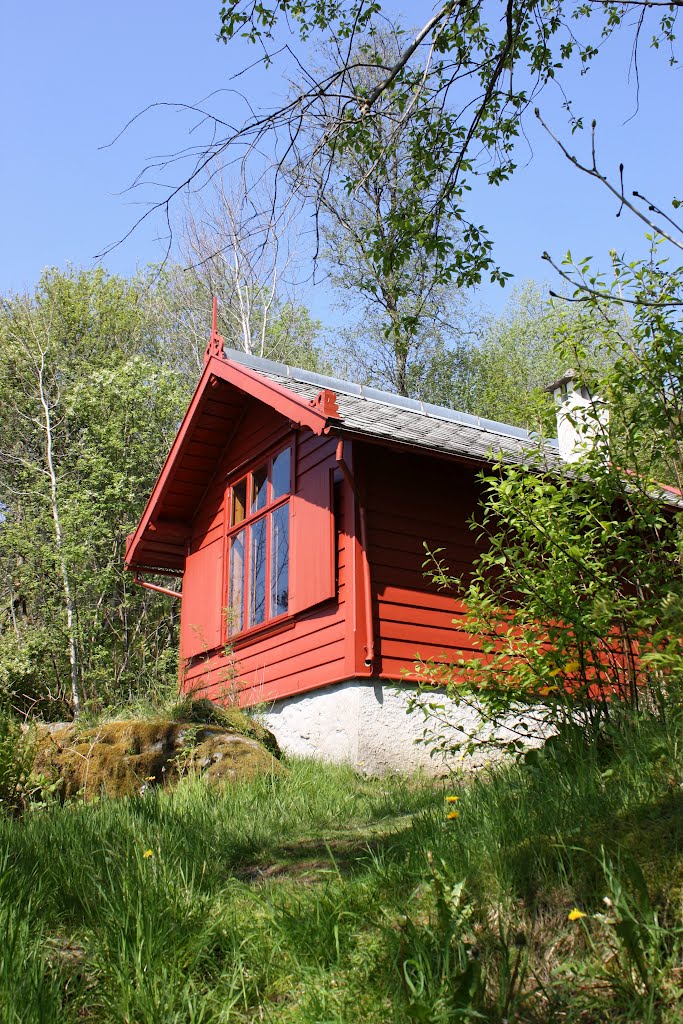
left=535, top=108, right=683, bottom=254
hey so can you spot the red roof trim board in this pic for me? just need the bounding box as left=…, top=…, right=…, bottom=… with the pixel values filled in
left=124, top=354, right=341, bottom=572
left=217, top=358, right=335, bottom=434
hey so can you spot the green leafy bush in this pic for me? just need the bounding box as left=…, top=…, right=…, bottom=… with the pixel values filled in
left=0, top=715, right=37, bottom=815
left=417, top=244, right=683, bottom=761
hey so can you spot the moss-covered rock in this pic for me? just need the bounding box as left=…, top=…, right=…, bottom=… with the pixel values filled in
left=33, top=714, right=281, bottom=801
left=171, top=697, right=281, bottom=756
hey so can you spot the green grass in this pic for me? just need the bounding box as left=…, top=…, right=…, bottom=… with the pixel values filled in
left=1, top=717, right=682, bottom=1022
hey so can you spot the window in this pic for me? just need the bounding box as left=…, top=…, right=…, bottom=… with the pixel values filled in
left=226, top=446, right=291, bottom=636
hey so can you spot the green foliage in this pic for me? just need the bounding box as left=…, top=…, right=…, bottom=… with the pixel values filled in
left=417, top=243, right=683, bottom=760
left=214, top=1, right=681, bottom=335
left=392, top=859, right=484, bottom=1023
left=0, top=880, right=72, bottom=1024
left=0, top=267, right=191, bottom=715
left=0, top=715, right=36, bottom=815
left=466, top=282, right=581, bottom=430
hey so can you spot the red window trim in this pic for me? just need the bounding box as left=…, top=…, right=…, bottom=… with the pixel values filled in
left=184, top=611, right=296, bottom=666
left=222, top=438, right=295, bottom=643
left=229, top=615, right=296, bottom=651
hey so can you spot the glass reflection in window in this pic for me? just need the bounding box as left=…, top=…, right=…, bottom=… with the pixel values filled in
left=228, top=529, right=245, bottom=634
left=271, top=504, right=289, bottom=617
left=271, top=447, right=291, bottom=500
left=232, top=479, right=247, bottom=526
left=249, top=518, right=267, bottom=627
left=251, top=465, right=268, bottom=514
left=226, top=445, right=292, bottom=637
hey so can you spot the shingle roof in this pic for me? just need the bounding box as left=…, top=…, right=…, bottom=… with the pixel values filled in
left=224, top=348, right=559, bottom=466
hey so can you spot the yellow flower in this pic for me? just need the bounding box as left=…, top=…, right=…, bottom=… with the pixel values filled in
left=445, top=795, right=460, bottom=803
left=143, top=849, right=154, bottom=859
left=568, top=908, right=587, bottom=921
left=564, top=661, right=581, bottom=673
left=446, top=810, right=460, bottom=820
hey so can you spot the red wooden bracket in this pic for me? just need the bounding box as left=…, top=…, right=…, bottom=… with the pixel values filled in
left=309, top=389, right=340, bottom=418
left=203, top=296, right=225, bottom=365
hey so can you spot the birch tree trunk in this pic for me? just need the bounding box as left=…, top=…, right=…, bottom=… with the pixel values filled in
left=34, top=340, right=81, bottom=716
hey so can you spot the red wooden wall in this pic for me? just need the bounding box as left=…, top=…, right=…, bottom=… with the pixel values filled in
left=177, top=392, right=488, bottom=706
left=180, top=402, right=354, bottom=705
left=357, top=442, right=484, bottom=682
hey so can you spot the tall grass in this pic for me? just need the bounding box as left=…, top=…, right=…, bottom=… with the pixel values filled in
left=1, top=715, right=682, bottom=1022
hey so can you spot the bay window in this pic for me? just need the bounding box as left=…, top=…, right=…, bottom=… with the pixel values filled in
left=226, top=446, right=291, bottom=636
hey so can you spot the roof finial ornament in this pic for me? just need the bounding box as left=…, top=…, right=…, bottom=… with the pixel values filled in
left=204, top=295, right=225, bottom=365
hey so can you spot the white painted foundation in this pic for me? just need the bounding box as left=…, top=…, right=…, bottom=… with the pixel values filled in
left=259, top=679, right=547, bottom=775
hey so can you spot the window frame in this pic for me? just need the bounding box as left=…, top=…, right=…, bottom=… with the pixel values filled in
left=222, top=439, right=294, bottom=643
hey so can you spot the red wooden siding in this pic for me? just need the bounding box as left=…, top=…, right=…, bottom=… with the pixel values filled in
left=127, top=354, right=500, bottom=705
left=183, top=429, right=487, bottom=702
left=181, top=411, right=351, bottom=705
left=358, top=443, right=484, bottom=681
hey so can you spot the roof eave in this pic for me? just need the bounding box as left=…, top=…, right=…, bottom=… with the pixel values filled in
left=328, top=424, right=553, bottom=470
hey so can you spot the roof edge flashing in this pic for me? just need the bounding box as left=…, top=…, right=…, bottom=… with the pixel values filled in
left=223, top=348, right=535, bottom=444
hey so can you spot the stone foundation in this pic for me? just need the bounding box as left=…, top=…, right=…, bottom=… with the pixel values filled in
left=259, top=679, right=546, bottom=775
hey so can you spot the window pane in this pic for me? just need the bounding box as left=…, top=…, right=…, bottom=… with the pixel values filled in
left=251, top=465, right=268, bottom=514
left=271, top=504, right=289, bottom=617
left=228, top=529, right=245, bottom=635
left=249, top=518, right=267, bottom=627
left=271, top=447, right=291, bottom=500
left=232, top=479, right=247, bottom=526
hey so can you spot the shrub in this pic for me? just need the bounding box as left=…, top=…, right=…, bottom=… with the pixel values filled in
left=0, top=714, right=37, bottom=815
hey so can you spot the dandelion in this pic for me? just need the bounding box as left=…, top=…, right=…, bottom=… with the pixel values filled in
left=445, top=795, right=460, bottom=803
left=568, top=908, right=587, bottom=921
left=143, top=849, right=154, bottom=859
left=446, top=810, right=460, bottom=820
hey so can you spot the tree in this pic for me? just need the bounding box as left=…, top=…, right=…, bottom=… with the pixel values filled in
left=281, top=25, right=475, bottom=397
left=0, top=268, right=189, bottom=717
left=110, top=2, right=681, bottom=343
left=179, top=174, right=325, bottom=369
left=0, top=297, right=82, bottom=714
left=145, top=260, right=323, bottom=378
left=416, top=240, right=683, bottom=759
left=466, top=282, right=589, bottom=430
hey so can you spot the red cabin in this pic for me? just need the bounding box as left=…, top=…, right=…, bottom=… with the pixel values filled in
left=125, top=338, right=549, bottom=772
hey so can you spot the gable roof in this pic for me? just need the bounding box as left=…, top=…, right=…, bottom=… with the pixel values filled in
left=124, top=354, right=340, bottom=573
left=125, top=348, right=557, bottom=574
left=224, top=348, right=558, bottom=465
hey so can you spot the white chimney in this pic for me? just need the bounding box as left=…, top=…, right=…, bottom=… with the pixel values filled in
left=545, top=370, right=609, bottom=463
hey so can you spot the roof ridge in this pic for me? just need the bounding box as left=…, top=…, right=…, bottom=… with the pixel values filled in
left=223, top=347, right=535, bottom=444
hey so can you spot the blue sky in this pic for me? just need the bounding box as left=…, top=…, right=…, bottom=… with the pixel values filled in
left=1, top=2, right=682, bottom=322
